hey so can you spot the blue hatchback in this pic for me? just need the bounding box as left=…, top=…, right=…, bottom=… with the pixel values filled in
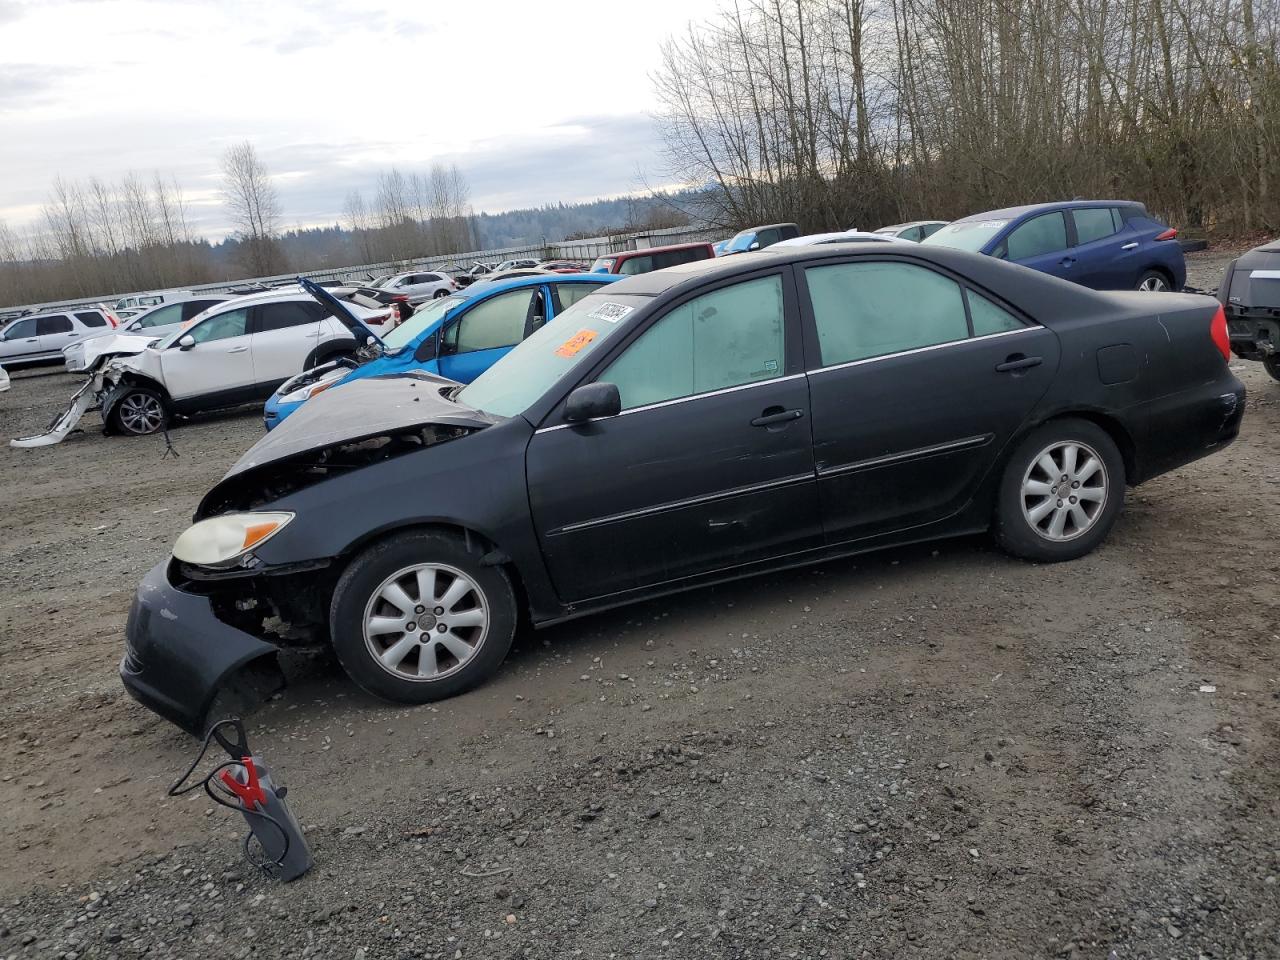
left=923, top=200, right=1186, bottom=292
left=264, top=273, right=621, bottom=429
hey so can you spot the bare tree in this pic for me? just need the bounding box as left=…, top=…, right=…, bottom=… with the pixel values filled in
left=220, top=141, right=283, bottom=274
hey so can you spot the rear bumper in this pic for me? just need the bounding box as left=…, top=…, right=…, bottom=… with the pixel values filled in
left=1135, top=373, right=1245, bottom=483
left=1227, top=314, right=1279, bottom=360
left=120, top=562, right=282, bottom=735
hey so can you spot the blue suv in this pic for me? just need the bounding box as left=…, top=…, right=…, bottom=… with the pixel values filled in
left=265, top=273, right=620, bottom=429
left=923, top=200, right=1186, bottom=292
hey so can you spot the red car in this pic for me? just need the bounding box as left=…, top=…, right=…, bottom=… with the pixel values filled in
left=589, top=242, right=717, bottom=276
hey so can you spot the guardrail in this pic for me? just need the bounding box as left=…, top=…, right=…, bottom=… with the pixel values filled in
left=1, top=225, right=721, bottom=316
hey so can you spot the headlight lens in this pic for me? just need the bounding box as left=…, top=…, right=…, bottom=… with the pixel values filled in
left=172, top=512, right=294, bottom=566
left=280, top=368, right=348, bottom=404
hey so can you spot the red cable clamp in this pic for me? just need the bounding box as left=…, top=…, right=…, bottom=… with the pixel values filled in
left=219, top=757, right=268, bottom=811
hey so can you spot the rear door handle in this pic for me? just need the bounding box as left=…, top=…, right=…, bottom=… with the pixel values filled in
left=995, top=356, right=1043, bottom=373
left=227, top=345, right=249, bottom=354
left=1059, top=256, right=1075, bottom=267
left=1121, top=242, right=1139, bottom=250
left=751, top=407, right=805, bottom=427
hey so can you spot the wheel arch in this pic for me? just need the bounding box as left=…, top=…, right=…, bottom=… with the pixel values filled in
left=1140, top=264, right=1176, bottom=290
left=1011, top=410, right=1137, bottom=484
left=333, top=520, right=534, bottom=627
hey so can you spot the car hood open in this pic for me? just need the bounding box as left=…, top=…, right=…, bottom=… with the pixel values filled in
left=225, top=371, right=499, bottom=479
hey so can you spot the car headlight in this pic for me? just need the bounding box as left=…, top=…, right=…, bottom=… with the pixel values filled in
left=172, top=512, right=294, bottom=566
left=279, top=368, right=348, bottom=404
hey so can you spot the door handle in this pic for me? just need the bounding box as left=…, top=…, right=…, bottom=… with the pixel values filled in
left=1059, top=256, right=1075, bottom=267
left=995, top=355, right=1043, bottom=373
left=1121, top=242, right=1139, bottom=250
left=227, top=345, right=249, bottom=353
left=751, top=407, right=804, bottom=427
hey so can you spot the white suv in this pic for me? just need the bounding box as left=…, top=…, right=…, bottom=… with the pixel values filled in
left=18, top=288, right=385, bottom=442
left=374, top=271, right=456, bottom=303
left=0, top=308, right=115, bottom=367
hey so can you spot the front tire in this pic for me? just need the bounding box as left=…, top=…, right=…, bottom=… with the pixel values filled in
left=329, top=531, right=517, bottom=703
left=433, top=289, right=450, bottom=299
left=1264, top=354, right=1280, bottom=382
left=994, top=419, right=1126, bottom=562
left=108, top=387, right=168, bottom=436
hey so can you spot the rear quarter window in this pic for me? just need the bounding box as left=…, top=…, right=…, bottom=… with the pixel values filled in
left=75, top=311, right=107, bottom=327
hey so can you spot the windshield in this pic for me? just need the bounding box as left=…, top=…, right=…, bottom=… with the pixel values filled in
left=457, top=293, right=649, bottom=418
left=154, top=303, right=221, bottom=348
left=725, top=230, right=757, bottom=253
left=922, top=219, right=1008, bottom=253
left=380, top=295, right=464, bottom=351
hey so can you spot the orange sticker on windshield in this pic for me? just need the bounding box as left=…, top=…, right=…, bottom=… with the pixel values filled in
left=555, top=329, right=597, bottom=357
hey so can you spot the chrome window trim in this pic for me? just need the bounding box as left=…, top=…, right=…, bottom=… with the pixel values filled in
left=549, top=472, right=816, bottom=536
left=808, top=326, right=1038, bottom=376
left=535, top=373, right=807, bottom=434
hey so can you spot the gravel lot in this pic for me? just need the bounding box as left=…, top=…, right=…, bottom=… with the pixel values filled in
left=0, top=250, right=1277, bottom=959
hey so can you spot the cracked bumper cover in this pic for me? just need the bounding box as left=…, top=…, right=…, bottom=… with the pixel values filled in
left=120, top=561, right=282, bottom=735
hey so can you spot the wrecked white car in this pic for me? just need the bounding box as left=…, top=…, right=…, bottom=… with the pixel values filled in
left=12, top=284, right=386, bottom=447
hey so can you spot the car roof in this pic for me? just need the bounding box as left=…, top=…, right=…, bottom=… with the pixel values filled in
left=879, top=220, right=948, bottom=230
left=607, top=242, right=714, bottom=259
left=772, top=230, right=904, bottom=248
left=955, top=200, right=1144, bottom=222
left=452, top=271, right=616, bottom=301
left=603, top=241, right=1116, bottom=315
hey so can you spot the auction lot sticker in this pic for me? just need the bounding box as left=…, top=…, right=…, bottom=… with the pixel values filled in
left=587, top=302, right=633, bottom=323
left=555, top=329, right=598, bottom=357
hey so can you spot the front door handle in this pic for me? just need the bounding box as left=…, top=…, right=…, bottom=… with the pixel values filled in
left=751, top=407, right=805, bottom=427
left=1059, top=256, right=1075, bottom=267
left=227, top=345, right=249, bottom=354
left=995, top=355, right=1043, bottom=373
left=1121, top=242, right=1139, bottom=250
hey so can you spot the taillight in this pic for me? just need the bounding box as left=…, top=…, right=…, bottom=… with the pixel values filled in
left=1210, top=305, right=1231, bottom=362
left=1155, top=227, right=1178, bottom=241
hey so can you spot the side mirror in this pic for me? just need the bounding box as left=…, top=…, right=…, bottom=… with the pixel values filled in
left=414, top=333, right=439, bottom=363
left=748, top=240, right=761, bottom=251
left=564, top=382, right=621, bottom=423
left=178, top=334, right=196, bottom=350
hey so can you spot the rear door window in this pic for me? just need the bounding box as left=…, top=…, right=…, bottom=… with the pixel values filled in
left=1004, top=213, right=1068, bottom=260
left=1073, top=208, right=1121, bottom=245
left=75, top=311, right=108, bottom=327
left=255, top=301, right=325, bottom=332
left=805, top=261, right=968, bottom=365
left=552, top=283, right=598, bottom=312
left=37, top=315, right=73, bottom=335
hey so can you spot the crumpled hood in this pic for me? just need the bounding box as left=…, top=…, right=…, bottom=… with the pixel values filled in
left=67, top=333, right=157, bottom=371
left=224, top=371, right=499, bottom=479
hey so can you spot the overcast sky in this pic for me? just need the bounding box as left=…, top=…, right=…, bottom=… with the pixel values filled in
left=0, top=0, right=719, bottom=239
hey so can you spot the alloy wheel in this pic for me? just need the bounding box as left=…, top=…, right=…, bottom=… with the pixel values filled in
left=1020, top=441, right=1108, bottom=542
left=1138, top=275, right=1169, bottom=292
left=362, top=563, right=489, bottom=682
left=118, top=393, right=164, bottom=434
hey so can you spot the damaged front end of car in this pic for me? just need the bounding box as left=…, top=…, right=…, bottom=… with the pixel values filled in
left=11, top=341, right=160, bottom=448
left=121, top=373, right=498, bottom=733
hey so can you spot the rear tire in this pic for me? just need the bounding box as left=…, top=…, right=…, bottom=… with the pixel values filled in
left=1264, top=355, right=1280, bottom=382
left=433, top=289, right=450, bottom=299
left=108, top=387, right=168, bottom=436
left=1136, top=269, right=1172, bottom=292
left=994, top=419, right=1126, bottom=562
left=329, top=530, right=517, bottom=704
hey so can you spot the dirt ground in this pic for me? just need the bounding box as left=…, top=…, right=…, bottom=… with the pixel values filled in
left=0, top=250, right=1277, bottom=959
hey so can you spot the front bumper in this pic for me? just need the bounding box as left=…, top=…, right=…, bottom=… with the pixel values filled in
left=262, top=394, right=301, bottom=431
left=120, top=562, right=282, bottom=735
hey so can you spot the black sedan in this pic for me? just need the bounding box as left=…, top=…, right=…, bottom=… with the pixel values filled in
left=120, top=245, right=1245, bottom=733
